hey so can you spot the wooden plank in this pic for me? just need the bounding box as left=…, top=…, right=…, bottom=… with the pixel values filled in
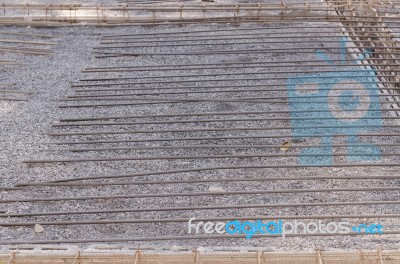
left=0, top=250, right=399, bottom=264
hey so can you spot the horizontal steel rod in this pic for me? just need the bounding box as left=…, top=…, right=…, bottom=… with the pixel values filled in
left=0, top=60, right=20, bottom=65
left=0, top=97, right=28, bottom=101
left=0, top=90, right=31, bottom=94
left=0, top=45, right=53, bottom=52
left=0, top=83, right=15, bottom=86
left=47, top=124, right=397, bottom=137
left=3, top=230, right=400, bottom=245
left=102, top=16, right=391, bottom=24
left=82, top=58, right=398, bottom=71
left=122, top=0, right=191, bottom=3
left=0, top=39, right=55, bottom=45
left=52, top=142, right=400, bottom=153
left=58, top=99, right=396, bottom=108
left=52, top=116, right=396, bottom=127
left=66, top=86, right=400, bottom=98
left=120, top=0, right=193, bottom=2
left=81, top=63, right=396, bottom=74
left=0, top=18, right=377, bottom=27
left=99, top=33, right=357, bottom=43
left=56, top=108, right=398, bottom=122
left=98, top=36, right=369, bottom=45
left=17, top=175, right=400, bottom=188
left=0, top=187, right=21, bottom=191
left=78, top=69, right=383, bottom=82
left=71, top=82, right=399, bottom=93
left=30, top=163, right=400, bottom=184
left=71, top=78, right=390, bottom=88
left=2, top=200, right=398, bottom=218
left=100, top=25, right=394, bottom=39
left=0, top=17, right=372, bottom=27
left=96, top=9, right=368, bottom=19
left=94, top=49, right=400, bottom=58
left=107, top=7, right=354, bottom=11
left=2, top=187, right=400, bottom=204
left=0, top=31, right=59, bottom=38
left=100, top=34, right=354, bottom=45
left=0, top=48, right=52, bottom=55
left=97, top=39, right=398, bottom=47
left=47, top=133, right=400, bottom=146
left=118, top=0, right=193, bottom=2
left=47, top=123, right=399, bottom=137
left=65, top=88, right=400, bottom=98
left=59, top=94, right=392, bottom=102
left=99, top=25, right=384, bottom=39
left=22, top=153, right=400, bottom=164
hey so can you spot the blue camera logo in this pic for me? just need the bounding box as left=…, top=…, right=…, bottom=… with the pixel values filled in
left=286, top=38, right=382, bottom=166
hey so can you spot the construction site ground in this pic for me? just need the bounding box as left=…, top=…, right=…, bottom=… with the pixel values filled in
left=0, top=0, right=399, bottom=257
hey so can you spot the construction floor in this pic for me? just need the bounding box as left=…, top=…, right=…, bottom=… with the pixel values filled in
left=0, top=0, right=399, bottom=254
